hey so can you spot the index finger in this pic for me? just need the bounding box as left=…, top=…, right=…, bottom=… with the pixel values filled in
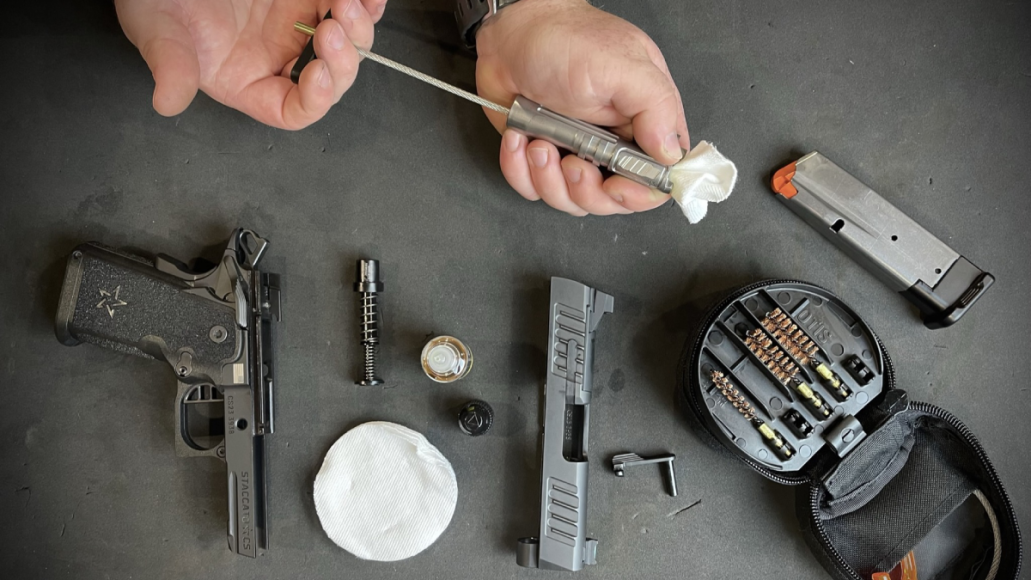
left=610, top=66, right=686, bottom=165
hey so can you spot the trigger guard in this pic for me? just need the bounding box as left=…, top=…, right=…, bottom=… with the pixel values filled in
left=174, top=382, right=226, bottom=459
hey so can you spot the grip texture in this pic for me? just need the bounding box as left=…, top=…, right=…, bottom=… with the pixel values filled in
left=57, top=244, right=238, bottom=365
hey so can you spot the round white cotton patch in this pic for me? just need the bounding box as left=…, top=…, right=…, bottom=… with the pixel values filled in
left=313, top=422, right=457, bottom=561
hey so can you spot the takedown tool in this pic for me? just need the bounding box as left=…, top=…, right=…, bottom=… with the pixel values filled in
left=291, top=17, right=674, bottom=193
left=611, top=452, right=678, bottom=497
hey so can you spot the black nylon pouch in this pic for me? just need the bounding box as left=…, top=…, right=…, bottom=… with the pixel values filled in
left=796, top=406, right=1021, bottom=580
left=680, top=280, right=1022, bottom=580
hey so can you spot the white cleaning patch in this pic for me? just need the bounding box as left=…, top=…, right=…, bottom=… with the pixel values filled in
left=666, top=141, right=738, bottom=224
left=313, top=421, right=457, bottom=561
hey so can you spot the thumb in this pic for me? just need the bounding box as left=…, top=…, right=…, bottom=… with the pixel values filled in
left=116, top=1, right=200, bottom=116
left=610, top=64, right=687, bottom=166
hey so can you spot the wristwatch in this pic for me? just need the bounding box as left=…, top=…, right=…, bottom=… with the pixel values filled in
left=455, top=0, right=522, bottom=48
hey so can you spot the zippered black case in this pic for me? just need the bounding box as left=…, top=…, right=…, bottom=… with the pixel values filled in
left=677, top=280, right=1021, bottom=580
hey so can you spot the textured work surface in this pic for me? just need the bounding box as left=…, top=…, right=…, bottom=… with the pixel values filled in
left=1, top=1, right=1029, bottom=579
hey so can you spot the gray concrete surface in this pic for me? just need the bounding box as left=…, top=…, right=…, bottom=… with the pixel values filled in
left=1, top=0, right=1029, bottom=578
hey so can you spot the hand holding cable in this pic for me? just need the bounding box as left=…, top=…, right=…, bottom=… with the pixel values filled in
left=292, top=8, right=679, bottom=203
left=114, top=0, right=388, bottom=129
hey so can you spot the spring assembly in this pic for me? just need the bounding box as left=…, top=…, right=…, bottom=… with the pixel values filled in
left=745, top=329, right=831, bottom=419
left=710, top=370, right=794, bottom=460
left=761, top=308, right=851, bottom=401
left=360, top=294, right=379, bottom=379
left=354, top=259, right=384, bottom=386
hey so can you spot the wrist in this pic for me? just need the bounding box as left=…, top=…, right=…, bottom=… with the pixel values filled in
left=474, top=0, right=585, bottom=45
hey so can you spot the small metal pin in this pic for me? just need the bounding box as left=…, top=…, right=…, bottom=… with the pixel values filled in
left=294, top=21, right=316, bottom=36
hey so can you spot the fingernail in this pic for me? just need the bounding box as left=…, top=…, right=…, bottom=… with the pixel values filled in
left=664, top=132, right=684, bottom=162
left=563, top=166, right=582, bottom=184
left=345, top=0, right=363, bottom=20
left=318, top=63, right=331, bottom=88
left=503, top=131, right=522, bottom=153
left=608, top=190, right=624, bottom=203
left=651, top=189, right=670, bottom=202
left=327, top=21, right=345, bottom=50
left=528, top=148, right=548, bottom=168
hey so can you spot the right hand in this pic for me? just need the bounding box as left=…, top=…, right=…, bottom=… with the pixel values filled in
left=475, top=0, right=689, bottom=216
left=114, top=0, right=388, bottom=130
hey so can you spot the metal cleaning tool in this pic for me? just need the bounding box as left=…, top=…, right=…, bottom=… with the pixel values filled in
left=292, top=18, right=674, bottom=193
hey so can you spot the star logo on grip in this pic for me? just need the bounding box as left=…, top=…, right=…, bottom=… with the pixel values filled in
left=96, top=286, right=127, bottom=318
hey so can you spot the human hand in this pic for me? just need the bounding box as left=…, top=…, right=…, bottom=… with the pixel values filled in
left=475, top=0, right=689, bottom=216
left=115, top=0, right=388, bottom=129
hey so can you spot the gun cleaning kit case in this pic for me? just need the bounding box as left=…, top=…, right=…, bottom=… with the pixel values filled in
left=678, top=279, right=1021, bottom=580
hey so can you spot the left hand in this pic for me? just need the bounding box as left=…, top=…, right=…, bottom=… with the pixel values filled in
left=475, top=0, right=689, bottom=216
left=115, top=0, right=389, bottom=129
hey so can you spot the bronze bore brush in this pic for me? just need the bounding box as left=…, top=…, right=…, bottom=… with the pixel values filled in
left=710, top=370, right=794, bottom=460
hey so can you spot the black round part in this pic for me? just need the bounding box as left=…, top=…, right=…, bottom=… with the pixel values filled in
left=354, top=259, right=384, bottom=293
left=458, top=400, right=494, bottom=436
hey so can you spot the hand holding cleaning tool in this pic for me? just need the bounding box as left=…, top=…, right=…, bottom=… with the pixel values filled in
left=292, top=18, right=673, bottom=193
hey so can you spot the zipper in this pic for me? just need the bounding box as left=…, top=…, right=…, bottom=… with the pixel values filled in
left=807, top=401, right=1023, bottom=580
left=680, top=279, right=897, bottom=486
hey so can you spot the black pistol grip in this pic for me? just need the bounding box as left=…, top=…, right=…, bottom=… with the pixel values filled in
left=55, top=243, right=240, bottom=382
left=55, top=232, right=275, bottom=559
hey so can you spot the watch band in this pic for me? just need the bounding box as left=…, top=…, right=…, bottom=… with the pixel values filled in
left=455, top=0, right=521, bottom=48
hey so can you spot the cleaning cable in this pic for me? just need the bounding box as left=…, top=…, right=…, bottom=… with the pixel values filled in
left=292, top=22, right=509, bottom=115
left=974, top=489, right=1002, bottom=580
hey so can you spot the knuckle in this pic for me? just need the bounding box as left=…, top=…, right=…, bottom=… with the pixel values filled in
left=538, top=187, right=564, bottom=207
left=567, top=183, right=591, bottom=207
left=336, top=52, right=359, bottom=79
left=631, top=28, right=653, bottom=48
left=650, top=78, right=679, bottom=107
